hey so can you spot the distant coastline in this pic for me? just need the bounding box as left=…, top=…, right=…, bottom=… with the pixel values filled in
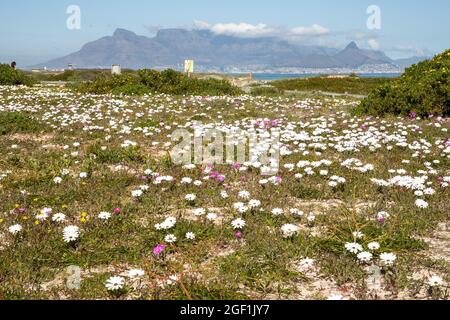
left=226, top=73, right=402, bottom=81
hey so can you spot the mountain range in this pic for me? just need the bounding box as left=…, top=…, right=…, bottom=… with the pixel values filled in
left=33, top=28, right=429, bottom=71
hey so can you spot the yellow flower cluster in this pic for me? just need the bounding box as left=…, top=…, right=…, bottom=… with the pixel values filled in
left=80, top=211, right=89, bottom=223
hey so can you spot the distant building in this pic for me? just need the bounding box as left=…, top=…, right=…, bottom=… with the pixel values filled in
left=111, top=64, right=122, bottom=75
left=184, top=60, right=194, bottom=74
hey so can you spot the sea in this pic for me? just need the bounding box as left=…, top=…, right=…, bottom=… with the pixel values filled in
left=227, top=73, right=401, bottom=81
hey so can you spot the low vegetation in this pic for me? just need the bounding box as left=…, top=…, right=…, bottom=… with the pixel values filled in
left=0, top=84, right=448, bottom=300
left=355, top=50, right=450, bottom=117
left=77, top=69, right=242, bottom=96
left=272, top=76, right=394, bottom=95
left=0, top=112, right=48, bottom=136
left=250, top=86, right=285, bottom=96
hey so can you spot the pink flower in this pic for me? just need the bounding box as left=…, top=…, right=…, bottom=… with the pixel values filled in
left=377, top=216, right=385, bottom=224
left=235, top=231, right=243, bottom=238
left=114, top=207, right=122, bottom=214
left=232, top=163, right=241, bottom=170
left=153, top=244, right=166, bottom=255
left=210, top=171, right=219, bottom=179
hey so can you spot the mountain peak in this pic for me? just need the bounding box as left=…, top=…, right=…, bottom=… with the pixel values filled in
left=345, top=41, right=359, bottom=50
left=113, top=28, right=137, bottom=38
left=32, top=27, right=399, bottom=70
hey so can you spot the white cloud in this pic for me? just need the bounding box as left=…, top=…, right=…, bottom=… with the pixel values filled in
left=291, top=24, right=330, bottom=36
left=194, top=20, right=329, bottom=38
left=367, top=38, right=380, bottom=50
left=194, top=20, right=274, bottom=37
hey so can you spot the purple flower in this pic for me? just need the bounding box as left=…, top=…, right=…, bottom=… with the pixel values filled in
left=377, top=216, right=385, bottom=224
left=409, top=112, right=417, bottom=119
left=232, top=163, right=241, bottom=170
left=235, top=231, right=243, bottom=239
left=17, top=207, right=27, bottom=213
left=114, top=207, right=122, bottom=214
left=153, top=244, right=166, bottom=256
left=210, top=171, right=219, bottom=179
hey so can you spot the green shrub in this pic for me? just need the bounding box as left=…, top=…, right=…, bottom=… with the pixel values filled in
left=272, top=76, right=393, bottom=95
left=0, top=112, right=44, bottom=135
left=88, top=143, right=144, bottom=164
left=78, top=69, right=242, bottom=96
left=0, top=64, right=35, bottom=86
left=355, top=50, right=450, bottom=117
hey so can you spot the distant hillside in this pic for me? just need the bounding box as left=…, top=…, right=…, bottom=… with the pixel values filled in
left=394, top=56, right=431, bottom=68
left=32, top=28, right=421, bottom=70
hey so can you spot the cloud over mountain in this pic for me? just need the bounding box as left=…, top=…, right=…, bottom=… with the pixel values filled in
left=193, top=20, right=329, bottom=38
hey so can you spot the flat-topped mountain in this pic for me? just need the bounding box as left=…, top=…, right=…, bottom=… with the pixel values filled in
left=33, top=28, right=423, bottom=70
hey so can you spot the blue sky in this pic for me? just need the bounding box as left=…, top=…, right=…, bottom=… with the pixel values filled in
left=1, top=0, right=449, bottom=66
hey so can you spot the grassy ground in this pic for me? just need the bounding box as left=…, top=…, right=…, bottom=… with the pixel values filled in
left=0, top=84, right=448, bottom=300
left=271, top=76, right=394, bottom=95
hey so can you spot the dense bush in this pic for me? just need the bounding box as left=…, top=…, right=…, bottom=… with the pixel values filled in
left=0, top=64, right=35, bottom=86
left=78, top=69, right=241, bottom=96
left=355, top=50, right=450, bottom=117
left=272, top=76, right=393, bottom=95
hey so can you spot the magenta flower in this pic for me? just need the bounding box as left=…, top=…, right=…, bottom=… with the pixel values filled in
left=114, top=207, right=122, bottom=214
left=153, top=244, right=166, bottom=255
left=232, top=163, right=241, bottom=170
left=377, top=216, right=385, bottom=224
left=210, top=171, right=219, bottom=179
left=17, top=207, right=26, bottom=214
left=235, top=231, right=243, bottom=239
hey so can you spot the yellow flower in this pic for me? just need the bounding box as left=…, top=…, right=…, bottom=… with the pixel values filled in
left=62, top=204, right=68, bottom=209
left=0, top=219, right=4, bottom=224
left=81, top=212, right=87, bottom=217
left=35, top=220, right=40, bottom=225
left=15, top=204, right=20, bottom=209
left=22, top=216, right=29, bottom=220
left=80, top=217, right=87, bottom=223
